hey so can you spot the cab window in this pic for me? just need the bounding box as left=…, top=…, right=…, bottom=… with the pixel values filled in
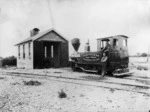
left=100, top=40, right=110, bottom=50
left=113, top=39, right=118, bottom=47
left=123, top=39, right=127, bottom=46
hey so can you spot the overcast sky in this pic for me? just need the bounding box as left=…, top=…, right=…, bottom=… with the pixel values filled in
left=0, top=0, right=150, bottom=57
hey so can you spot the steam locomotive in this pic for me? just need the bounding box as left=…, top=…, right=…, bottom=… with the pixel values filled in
left=70, top=35, right=130, bottom=76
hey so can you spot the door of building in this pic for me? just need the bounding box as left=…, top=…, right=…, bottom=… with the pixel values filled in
left=43, top=42, right=60, bottom=68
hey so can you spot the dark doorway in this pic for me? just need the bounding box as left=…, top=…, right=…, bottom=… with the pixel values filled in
left=43, top=41, right=60, bottom=68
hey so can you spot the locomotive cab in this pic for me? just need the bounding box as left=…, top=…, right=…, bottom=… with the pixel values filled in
left=97, top=35, right=129, bottom=75
left=71, top=35, right=130, bottom=76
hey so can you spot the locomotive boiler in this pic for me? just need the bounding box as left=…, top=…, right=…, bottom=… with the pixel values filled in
left=70, top=35, right=130, bottom=76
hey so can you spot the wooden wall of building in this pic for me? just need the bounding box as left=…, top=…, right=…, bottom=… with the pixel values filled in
left=17, top=42, right=34, bottom=69
left=60, top=42, right=69, bottom=67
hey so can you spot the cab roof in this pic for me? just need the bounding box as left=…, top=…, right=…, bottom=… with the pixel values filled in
left=97, top=35, right=128, bottom=40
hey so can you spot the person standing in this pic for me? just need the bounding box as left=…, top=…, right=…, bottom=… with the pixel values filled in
left=101, top=53, right=108, bottom=77
left=103, top=41, right=111, bottom=53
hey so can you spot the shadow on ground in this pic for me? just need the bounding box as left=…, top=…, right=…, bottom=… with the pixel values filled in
left=113, top=74, right=132, bottom=78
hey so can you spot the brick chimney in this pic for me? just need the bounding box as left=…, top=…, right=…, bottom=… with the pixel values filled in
left=30, top=28, right=40, bottom=37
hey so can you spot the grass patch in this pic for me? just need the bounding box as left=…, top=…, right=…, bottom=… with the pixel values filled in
left=11, top=82, right=20, bottom=85
left=23, top=80, right=41, bottom=86
left=0, top=77, right=5, bottom=79
left=58, top=89, right=67, bottom=98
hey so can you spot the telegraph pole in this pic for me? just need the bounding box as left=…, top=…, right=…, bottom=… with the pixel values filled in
left=47, top=0, right=54, bottom=28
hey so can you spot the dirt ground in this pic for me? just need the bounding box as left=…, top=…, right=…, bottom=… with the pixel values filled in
left=0, top=61, right=150, bottom=112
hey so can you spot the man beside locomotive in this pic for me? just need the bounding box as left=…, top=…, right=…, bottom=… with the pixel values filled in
left=101, top=41, right=110, bottom=77
left=101, top=52, right=108, bottom=77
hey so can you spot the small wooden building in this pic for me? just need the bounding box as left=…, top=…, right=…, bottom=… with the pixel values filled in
left=15, top=28, right=69, bottom=69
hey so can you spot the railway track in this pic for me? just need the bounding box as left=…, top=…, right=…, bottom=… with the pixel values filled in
left=2, top=71, right=150, bottom=95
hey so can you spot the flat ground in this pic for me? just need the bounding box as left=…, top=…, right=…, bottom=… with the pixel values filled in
left=0, top=60, right=150, bottom=112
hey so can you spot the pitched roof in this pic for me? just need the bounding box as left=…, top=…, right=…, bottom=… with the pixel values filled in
left=15, top=28, right=68, bottom=46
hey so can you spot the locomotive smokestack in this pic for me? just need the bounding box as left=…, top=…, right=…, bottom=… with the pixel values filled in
left=71, top=38, right=80, bottom=52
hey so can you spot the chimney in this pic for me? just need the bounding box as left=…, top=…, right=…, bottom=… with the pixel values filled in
left=30, top=28, right=40, bottom=37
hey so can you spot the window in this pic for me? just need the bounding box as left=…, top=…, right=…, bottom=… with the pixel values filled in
left=28, top=43, right=31, bottom=59
left=123, top=39, right=127, bottom=46
left=45, top=46, right=47, bottom=58
left=51, top=45, right=54, bottom=58
left=18, top=46, right=20, bottom=59
left=114, top=39, right=118, bottom=47
left=100, top=40, right=110, bottom=50
left=23, top=45, right=25, bottom=59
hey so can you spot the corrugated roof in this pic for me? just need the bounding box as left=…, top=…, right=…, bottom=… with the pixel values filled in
left=15, top=28, right=68, bottom=46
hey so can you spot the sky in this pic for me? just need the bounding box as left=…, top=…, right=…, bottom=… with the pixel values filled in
left=0, top=0, right=150, bottom=57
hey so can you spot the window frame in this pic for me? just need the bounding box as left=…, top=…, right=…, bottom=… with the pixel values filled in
left=18, top=46, right=20, bottom=59
left=23, top=44, right=25, bottom=59
left=44, top=46, right=47, bottom=58
left=113, top=39, right=119, bottom=47
left=100, top=40, right=110, bottom=50
left=123, top=39, right=127, bottom=47
left=28, top=43, right=31, bottom=59
left=51, top=45, right=54, bottom=58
